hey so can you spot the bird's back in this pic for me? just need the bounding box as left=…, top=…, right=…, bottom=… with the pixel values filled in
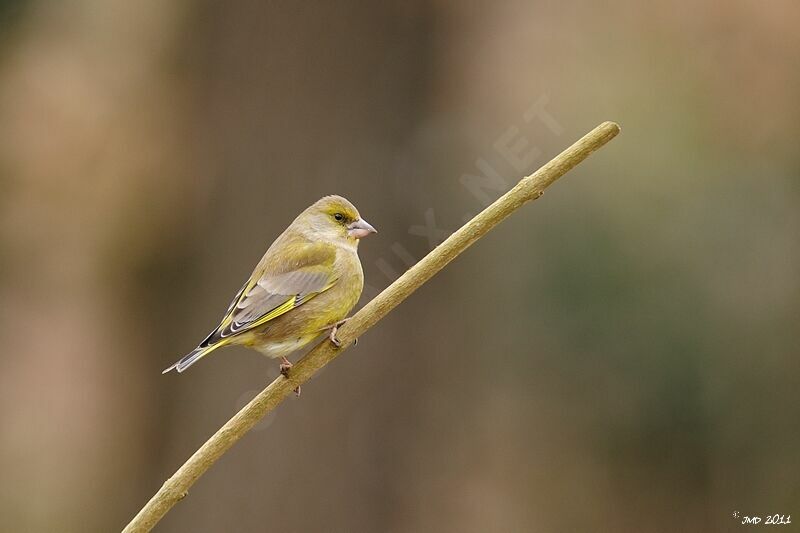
left=233, top=244, right=363, bottom=358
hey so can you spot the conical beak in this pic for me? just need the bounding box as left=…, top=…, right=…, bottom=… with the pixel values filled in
left=347, top=218, right=377, bottom=239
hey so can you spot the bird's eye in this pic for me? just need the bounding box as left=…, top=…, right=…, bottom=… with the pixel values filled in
left=333, top=213, right=344, bottom=221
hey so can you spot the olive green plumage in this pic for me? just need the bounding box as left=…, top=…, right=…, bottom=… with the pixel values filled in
left=163, top=195, right=376, bottom=374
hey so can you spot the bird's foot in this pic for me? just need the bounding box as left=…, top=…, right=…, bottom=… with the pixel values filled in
left=327, top=318, right=353, bottom=348
left=279, top=357, right=301, bottom=396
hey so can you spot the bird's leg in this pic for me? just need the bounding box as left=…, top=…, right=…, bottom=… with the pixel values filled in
left=279, top=357, right=300, bottom=396
left=325, top=318, right=353, bottom=348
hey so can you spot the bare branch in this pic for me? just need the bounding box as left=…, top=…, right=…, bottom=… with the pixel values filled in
left=122, top=121, right=621, bottom=532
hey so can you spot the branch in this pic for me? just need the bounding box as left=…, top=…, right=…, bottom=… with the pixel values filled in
left=122, top=121, right=620, bottom=532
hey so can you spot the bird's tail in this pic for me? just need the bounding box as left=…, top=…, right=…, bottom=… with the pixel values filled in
left=162, top=341, right=227, bottom=374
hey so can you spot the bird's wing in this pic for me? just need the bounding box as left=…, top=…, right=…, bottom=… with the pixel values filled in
left=201, top=242, right=338, bottom=345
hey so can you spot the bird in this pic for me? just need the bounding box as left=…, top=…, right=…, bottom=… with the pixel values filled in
left=162, top=195, right=376, bottom=382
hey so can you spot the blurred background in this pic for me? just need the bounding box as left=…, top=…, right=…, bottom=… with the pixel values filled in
left=1, top=1, right=798, bottom=532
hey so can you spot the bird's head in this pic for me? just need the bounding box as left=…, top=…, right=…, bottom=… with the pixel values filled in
left=298, top=195, right=377, bottom=247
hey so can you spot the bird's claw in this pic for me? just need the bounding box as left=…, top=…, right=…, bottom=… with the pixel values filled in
left=329, top=329, right=342, bottom=348
left=279, top=357, right=301, bottom=396
left=328, top=318, right=351, bottom=348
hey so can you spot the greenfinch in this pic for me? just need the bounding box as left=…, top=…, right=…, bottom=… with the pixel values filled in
left=163, top=195, right=376, bottom=375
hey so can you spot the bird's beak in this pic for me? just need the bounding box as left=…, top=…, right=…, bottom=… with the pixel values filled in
left=347, top=218, right=377, bottom=239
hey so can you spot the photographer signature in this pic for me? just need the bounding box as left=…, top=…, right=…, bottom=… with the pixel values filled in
left=732, top=511, right=791, bottom=526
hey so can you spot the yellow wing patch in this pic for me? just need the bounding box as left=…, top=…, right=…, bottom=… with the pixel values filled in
left=238, top=296, right=296, bottom=331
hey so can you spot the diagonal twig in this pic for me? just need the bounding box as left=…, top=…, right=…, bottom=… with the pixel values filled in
left=122, top=121, right=621, bottom=532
